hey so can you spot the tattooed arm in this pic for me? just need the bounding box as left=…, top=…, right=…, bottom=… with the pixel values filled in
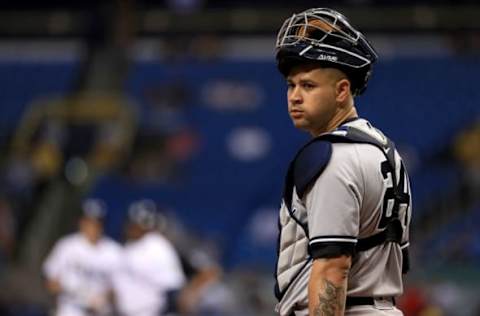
left=308, top=255, right=352, bottom=316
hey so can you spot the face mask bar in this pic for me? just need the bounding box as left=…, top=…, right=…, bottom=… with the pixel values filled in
left=276, top=10, right=358, bottom=47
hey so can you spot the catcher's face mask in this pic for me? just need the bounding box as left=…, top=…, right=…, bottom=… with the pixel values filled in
left=276, top=8, right=378, bottom=69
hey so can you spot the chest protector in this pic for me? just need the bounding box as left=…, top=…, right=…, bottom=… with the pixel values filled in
left=274, top=124, right=410, bottom=301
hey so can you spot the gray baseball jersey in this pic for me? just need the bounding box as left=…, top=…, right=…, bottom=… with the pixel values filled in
left=275, top=118, right=411, bottom=316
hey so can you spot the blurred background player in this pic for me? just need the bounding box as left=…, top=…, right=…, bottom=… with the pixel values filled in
left=113, top=199, right=186, bottom=316
left=157, top=209, right=237, bottom=316
left=42, top=198, right=122, bottom=316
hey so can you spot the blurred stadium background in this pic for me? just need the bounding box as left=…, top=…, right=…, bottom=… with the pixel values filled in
left=0, top=0, right=479, bottom=315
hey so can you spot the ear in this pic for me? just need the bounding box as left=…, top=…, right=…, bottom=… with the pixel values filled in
left=335, top=78, right=351, bottom=104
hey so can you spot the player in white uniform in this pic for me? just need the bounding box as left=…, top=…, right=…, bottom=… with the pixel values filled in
left=43, top=199, right=122, bottom=316
left=113, top=199, right=186, bottom=316
left=273, top=8, right=412, bottom=316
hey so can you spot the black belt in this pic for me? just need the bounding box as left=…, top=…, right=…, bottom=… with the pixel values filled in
left=288, top=296, right=396, bottom=315
left=346, top=296, right=396, bottom=307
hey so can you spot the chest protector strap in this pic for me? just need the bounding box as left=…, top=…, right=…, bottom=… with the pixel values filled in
left=283, top=125, right=409, bottom=272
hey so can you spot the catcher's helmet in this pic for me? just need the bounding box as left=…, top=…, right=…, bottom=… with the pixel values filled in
left=275, top=8, right=378, bottom=95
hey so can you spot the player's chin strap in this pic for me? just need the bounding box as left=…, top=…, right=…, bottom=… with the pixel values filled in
left=319, top=126, right=410, bottom=273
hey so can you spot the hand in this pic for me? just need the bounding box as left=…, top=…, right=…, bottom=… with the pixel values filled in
left=87, top=294, right=109, bottom=314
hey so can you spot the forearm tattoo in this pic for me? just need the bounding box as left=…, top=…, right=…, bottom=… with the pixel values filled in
left=313, top=279, right=345, bottom=316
